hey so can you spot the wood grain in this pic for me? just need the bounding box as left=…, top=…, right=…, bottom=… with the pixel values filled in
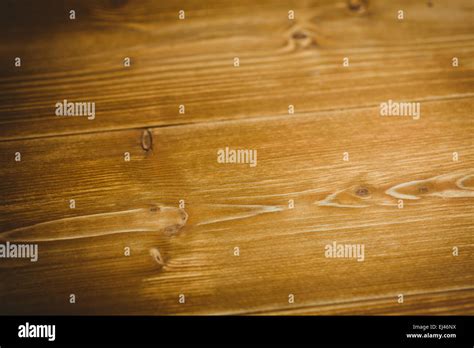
left=0, top=0, right=473, bottom=315
left=0, top=0, right=473, bottom=140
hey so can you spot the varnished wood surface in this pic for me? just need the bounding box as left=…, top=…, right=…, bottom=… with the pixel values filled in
left=0, top=0, right=473, bottom=315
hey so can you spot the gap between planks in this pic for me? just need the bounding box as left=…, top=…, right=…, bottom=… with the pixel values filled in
left=1, top=93, right=473, bottom=143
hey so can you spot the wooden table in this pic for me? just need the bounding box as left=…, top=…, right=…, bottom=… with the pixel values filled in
left=0, top=0, right=473, bottom=315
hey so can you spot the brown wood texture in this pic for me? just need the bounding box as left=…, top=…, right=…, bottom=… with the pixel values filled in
left=0, top=0, right=473, bottom=315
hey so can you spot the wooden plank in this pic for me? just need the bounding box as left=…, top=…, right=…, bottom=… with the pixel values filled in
left=0, top=0, right=473, bottom=140
left=0, top=97, right=472, bottom=314
left=252, top=288, right=474, bottom=315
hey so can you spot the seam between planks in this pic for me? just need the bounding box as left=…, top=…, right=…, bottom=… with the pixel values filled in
left=1, top=93, right=473, bottom=144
